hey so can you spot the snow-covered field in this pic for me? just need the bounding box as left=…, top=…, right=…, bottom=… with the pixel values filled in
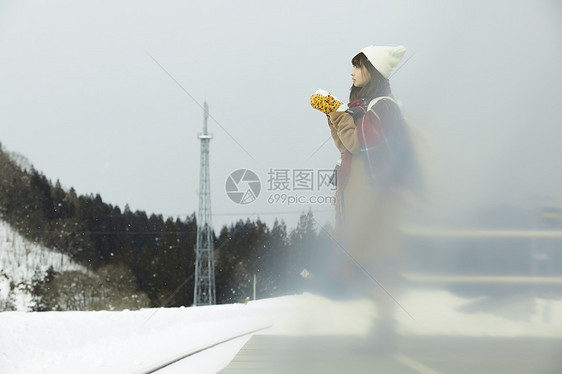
left=2, top=290, right=562, bottom=374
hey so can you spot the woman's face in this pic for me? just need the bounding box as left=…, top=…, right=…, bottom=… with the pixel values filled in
left=351, top=64, right=370, bottom=88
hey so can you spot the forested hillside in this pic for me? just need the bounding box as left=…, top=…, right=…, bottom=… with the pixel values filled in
left=0, top=143, right=334, bottom=310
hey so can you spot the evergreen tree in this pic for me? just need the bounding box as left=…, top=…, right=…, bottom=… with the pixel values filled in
left=262, top=218, right=290, bottom=297
left=152, top=218, right=190, bottom=307
left=288, top=209, right=318, bottom=292
left=135, top=246, right=156, bottom=305
left=30, top=266, right=57, bottom=312
left=214, top=226, right=233, bottom=303
left=215, top=220, right=253, bottom=303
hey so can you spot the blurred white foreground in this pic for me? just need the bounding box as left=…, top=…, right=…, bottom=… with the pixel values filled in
left=1, top=289, right=562, bottom=374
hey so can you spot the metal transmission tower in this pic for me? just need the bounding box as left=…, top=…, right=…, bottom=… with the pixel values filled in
left=194, top=102, right=216, bottom=306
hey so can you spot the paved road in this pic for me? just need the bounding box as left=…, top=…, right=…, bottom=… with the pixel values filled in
left=221, top=334, right=562, bottom=373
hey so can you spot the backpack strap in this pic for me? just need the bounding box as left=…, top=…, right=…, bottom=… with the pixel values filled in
left=367, top=96, right=397, bottom=111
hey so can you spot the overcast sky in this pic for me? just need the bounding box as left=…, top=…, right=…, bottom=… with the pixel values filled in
left=1, top=0, right=561, bottom=231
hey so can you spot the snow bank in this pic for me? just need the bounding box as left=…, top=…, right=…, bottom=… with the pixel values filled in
left=1, top=291, right=561, bottom=374
left=0, top=300, right=281, bottom=374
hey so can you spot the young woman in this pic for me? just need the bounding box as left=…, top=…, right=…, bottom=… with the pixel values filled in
left=324, top=45, right=418, bottom=353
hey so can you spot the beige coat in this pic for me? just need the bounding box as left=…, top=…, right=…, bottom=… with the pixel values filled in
left=327, top=111, right=401, bottom=262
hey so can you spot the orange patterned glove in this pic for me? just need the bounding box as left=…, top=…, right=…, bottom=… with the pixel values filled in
left=310, top=89, right=343, bottom=114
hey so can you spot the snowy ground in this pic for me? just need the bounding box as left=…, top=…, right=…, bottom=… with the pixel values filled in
left=2, top=290, right=562, bottom=374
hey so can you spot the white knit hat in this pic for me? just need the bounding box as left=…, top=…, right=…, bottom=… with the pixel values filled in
left=360, top=45, right=406, bottom=79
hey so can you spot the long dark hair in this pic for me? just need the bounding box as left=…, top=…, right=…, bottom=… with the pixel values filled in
left=349, top=52, right=392, bottom=101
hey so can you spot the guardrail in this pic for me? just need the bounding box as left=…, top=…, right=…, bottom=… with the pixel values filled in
left=404, top=274, right=562, bottom=284
left=401, top=227, right=562, bottom=284
left=402, top=227, right=562, bottom=238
